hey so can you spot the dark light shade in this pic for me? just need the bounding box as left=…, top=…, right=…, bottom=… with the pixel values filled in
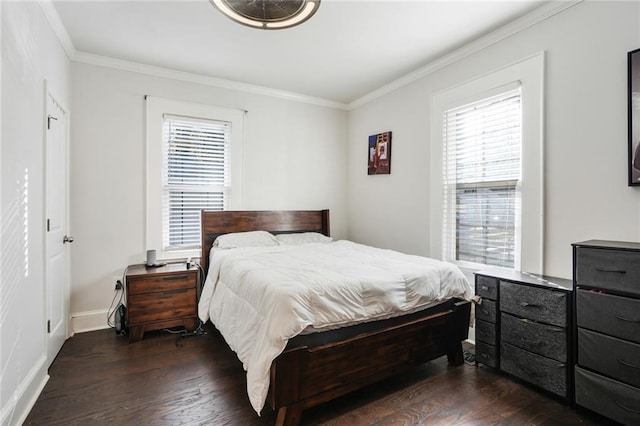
left=210, top=0, right=321, bottom=30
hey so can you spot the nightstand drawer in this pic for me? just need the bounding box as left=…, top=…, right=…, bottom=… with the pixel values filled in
left=500, top=281, right=566, bottom=327
left=501, top=312, right=566, bottom=362
left=501, top=342, right=567, bottom=397
left=576, top=247, right=640, bottom=297
left=476, top=276, right=498, bottom=300
left=576, top=289, right=640, bottom=344
left=127, top=288, right=196, bottom=325
left=127, top=273, right=194, bottom=295
left=475, top=299, right=497, bottom=323
left=578, top=328, right=640, bottom=388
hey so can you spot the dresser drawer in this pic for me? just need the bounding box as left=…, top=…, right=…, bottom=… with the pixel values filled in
left=575, top=366, right=640, bottom=425
left=475, top=298, right=497, bottom=323
left=127, top=273, right=194, bottom=295
left=127, top=288, right=196, bottom=325
left=476, top=276, right=498, bottom=300
left=576, top=247, right=640, bottom=297
left=475, top=319, right=496, bottom=345
left=500, top=281, right=566, bottom=327
left=576, top=289, right=640, bottom=344
left=501, top=312, right=566, bottom=362
left=475, top=341, right=497, bottom=368
left=578, top=328, right=640, bottom=388
left=501, top=342, right=566, bottom=397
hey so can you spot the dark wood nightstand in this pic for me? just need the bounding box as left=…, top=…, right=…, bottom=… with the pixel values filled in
left=125, top=263, right=198, bottom=342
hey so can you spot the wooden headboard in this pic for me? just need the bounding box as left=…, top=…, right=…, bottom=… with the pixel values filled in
left=199, top=210, right=330, bottom=276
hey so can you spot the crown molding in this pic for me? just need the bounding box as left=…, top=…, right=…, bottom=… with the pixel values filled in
left=38, top=0, right=76, bottom=59
left=37, top=0, right=347, bottom=109
left=72, top=52, right=349, bottom=110
left=347, top=0, right=583, bottom=110
left=39, top=0, right=580, bottom=112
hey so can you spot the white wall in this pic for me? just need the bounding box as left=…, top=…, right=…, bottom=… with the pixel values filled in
left=347, top=1, right=640, bottom=280
left=69, top=62, right=348, bottom=331
left=0, top=1, right=71, bottom=424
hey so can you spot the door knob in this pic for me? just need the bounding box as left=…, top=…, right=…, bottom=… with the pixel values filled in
left=63, top=235, right=74, bottom=244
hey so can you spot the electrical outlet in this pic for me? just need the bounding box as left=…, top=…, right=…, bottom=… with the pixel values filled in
left=113, top=275, right=124, bottom=291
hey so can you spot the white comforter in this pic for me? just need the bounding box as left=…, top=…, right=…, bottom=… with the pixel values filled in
left=198, top=240, right=472, bottom=414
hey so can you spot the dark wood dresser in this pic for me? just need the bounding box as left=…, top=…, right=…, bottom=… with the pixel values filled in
left=475, top=269, right=573, bottom=400
left=573, top=240, right=640, bottom=424
left=126, top=263, right=198, bottom=342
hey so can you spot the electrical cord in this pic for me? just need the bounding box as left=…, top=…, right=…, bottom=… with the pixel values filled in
left=106, top=284, right=124, bottom=328
left=193, top=261, right=206, bottom=301
left=107, top=265, right=130, bottom=329
left=160, top=259, right=208, bottom=340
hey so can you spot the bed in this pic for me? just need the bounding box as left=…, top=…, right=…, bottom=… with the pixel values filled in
left=199, top=209, right=472, bottom=426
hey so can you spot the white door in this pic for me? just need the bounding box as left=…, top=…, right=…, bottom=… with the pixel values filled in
left=45, top=88, right=70, bottom=367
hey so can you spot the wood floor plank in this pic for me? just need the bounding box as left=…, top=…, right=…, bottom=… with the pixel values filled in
left=25, top=325, right=614, bottom=425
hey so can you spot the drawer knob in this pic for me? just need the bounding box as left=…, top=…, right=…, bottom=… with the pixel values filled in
left=615, top=401, right=640, bottom=414
left=617, top=358, right=640, bottom=369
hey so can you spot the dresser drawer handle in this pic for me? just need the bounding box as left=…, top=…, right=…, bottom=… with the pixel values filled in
left=163, top=275, right=188, bottom=281
left=518, top=336, right=543, bottom=346
left=481, top=285, right=489, bottom=291
left=615, top=315, right=640, bottom=323
left=615, top=401, right=640, bottom=414
left=160, top=288, right=188, bottom=297
left=519, top=302, right=542, bottom=308
left=481, top=309, right=490, bottom=315
left=595, top=267, right=627, bottom=274
left=617, top=358, right=640, bottom=369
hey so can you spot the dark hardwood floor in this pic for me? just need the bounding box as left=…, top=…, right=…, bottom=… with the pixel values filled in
left=25, top=324, right=613, bottom=425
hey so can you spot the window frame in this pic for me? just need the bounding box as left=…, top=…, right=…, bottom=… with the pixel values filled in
left=146, top=97, right=244, bottom=261
left=430, top=53, right=544, bottom=274
left=442, top=86, right=523, bottom=271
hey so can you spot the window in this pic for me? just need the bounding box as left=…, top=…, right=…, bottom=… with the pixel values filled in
left=146, top=97, right=244, bottom=259
left=430, top=53, right=543, bottom=273
left=442, top=89, right=521, bottom=268
left=163, top=116, right=229, bottom=250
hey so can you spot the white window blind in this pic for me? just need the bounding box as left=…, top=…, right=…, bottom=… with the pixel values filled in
left=162, top=115, right=230, bottom=251
left=442, top=88, right=521, bottom=268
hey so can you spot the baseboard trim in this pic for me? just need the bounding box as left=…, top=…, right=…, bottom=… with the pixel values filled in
left=71, top=309, right=111, bottom=334
left=1, top=355, right=49, bottom=426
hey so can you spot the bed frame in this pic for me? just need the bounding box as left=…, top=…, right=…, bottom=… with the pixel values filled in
left=200, top=209, right=471, bottom=426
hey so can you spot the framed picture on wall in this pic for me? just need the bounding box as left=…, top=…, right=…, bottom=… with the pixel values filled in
left=628, top=48, right=640, bottom=186
left=367, top=131, right=392, bottom=175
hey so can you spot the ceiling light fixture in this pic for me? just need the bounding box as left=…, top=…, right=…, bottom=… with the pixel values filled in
left=210, top=0, right=321, bottom=30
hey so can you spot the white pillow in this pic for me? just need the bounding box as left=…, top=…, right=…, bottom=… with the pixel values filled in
left=276, top=232, right=333, bottom=245
left=213, top=230, right=279, bottom=249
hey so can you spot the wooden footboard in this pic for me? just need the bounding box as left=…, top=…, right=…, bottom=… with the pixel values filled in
left=268, top=299, right=471, bottom=426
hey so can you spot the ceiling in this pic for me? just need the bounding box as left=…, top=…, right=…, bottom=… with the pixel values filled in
left=52, top=0, right=549, bottom=105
